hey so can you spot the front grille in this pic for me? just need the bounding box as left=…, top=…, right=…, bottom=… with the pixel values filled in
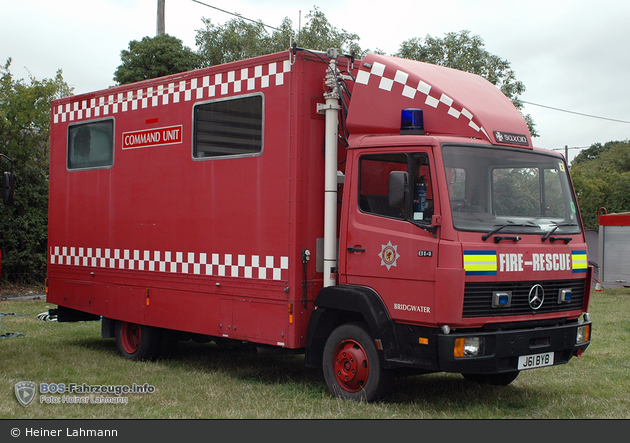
left=463, top=279, right=586, bottom=318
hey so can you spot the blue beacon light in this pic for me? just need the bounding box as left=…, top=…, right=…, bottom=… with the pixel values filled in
left=400, top=108, right=425, bottom=135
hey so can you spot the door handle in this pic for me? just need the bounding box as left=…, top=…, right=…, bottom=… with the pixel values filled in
left=347, top=247, right=366, bottom=253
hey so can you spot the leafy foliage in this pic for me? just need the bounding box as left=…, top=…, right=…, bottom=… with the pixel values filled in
left=195, top=17, right=281, bottom=67
left=570, top=140, right=630, bottom=229
left=0, top=59, right=72, bottom=283
left=292, top=7, right=366, bottom=57
left=195, top=6, right=368, bottom=67
left=113, top=34, right=201, bottom=85
left=396, top=31, right=537, bottom=137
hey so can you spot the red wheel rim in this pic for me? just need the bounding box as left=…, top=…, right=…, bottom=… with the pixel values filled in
left=120, top=322, right=141, bottom=354
left=332, top=339, right=369, bottom=392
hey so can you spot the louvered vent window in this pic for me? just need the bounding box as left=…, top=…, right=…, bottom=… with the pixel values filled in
left=193, top=94, right=263, bottom=159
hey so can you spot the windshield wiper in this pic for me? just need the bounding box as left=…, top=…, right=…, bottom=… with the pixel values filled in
left=481, top=221, right=539, bottom=241
left=541, top=222, right=578, bottom=242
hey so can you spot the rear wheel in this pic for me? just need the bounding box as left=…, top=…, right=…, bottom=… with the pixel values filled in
left=115, top=321, right=162, bottom=361
left=322, top=322, right=393, bottom=402
left=462, top=371, right=520, bottom=386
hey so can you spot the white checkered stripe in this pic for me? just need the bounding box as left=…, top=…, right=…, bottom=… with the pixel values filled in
left=50, top=246, right=289, bottom=281
left=53, top=59, right=292, bottom=124
left=355, top=61, right=490, bottom=140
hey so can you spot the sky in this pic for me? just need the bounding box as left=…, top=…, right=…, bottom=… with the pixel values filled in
left=2, top=0, right=630, bottom=163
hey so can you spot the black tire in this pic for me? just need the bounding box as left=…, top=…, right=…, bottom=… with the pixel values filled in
left=158, top=329, right=179, bottom=359
left=462, top=371, right=520, bottom=386
left=115, top=321, right=162, bottom=361
left=322, top=322, right=393, bottom=402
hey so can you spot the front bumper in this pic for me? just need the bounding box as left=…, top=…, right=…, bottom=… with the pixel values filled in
left=437, top=320, right=592, bottom=374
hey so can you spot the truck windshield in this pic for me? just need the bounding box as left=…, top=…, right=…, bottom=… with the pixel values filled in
left=442, top=145, right=581, bottom=236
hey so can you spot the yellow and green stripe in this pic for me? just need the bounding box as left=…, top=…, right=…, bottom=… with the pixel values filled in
left=571, top=250, right=588, bottom=274
left=464, top=250, right=497, bottom=276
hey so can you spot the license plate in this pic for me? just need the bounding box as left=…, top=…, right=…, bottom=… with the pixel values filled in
left=518, top=352, right=554, bottom=370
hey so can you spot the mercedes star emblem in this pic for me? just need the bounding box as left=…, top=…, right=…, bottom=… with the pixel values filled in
left=528, top=284, right=545, bottom=310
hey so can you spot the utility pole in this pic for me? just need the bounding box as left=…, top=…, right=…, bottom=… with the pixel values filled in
left=157, top=0, right=165, bottom=36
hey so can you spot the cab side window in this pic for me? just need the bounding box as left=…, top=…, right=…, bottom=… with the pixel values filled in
left=358, top=153, right=434, bottom=223
left=359, top=154, right=407, bottom=219
left=411, top=154, right=434, bottom=222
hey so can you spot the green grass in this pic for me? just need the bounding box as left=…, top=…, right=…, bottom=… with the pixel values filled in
left=1, top=289, right=628, bottom=419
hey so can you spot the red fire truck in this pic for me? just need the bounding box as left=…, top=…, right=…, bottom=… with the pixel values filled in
left=47, top=47, right=592, bottom=401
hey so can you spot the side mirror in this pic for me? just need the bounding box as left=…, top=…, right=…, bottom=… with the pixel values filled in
left=3, top=171, right=14, bottom=205
left=388, top=170, right=408, bottom=208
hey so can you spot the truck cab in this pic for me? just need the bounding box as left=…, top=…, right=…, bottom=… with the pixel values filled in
left=305, top=53, right=591, bottom=401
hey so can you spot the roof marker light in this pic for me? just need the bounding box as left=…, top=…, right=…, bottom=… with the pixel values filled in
left=400, top=108, right=425, bottom=135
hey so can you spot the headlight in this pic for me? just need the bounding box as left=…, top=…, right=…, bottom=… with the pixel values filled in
left=576, top=324, right=590, bottom=344
left=454, top=337, right=486, bottom=357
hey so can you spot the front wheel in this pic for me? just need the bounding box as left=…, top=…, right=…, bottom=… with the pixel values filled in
left=115, top=321, right=162, bottom=361
left=322, top=322, right=393, bottom=402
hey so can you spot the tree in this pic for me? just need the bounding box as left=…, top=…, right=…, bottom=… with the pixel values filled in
left=195, top=6, right=369, bottom=67
left=396, top=31, right=537, bottom=137
left=570, top=140, right=630, bottom=229
left=293, top=7, right=366, bottom=57
left=0, top=59, right=72, bottom=283
left=572, top=142, right=613, bottom=166
left=113, top=34, right=201, bottom=85
left=195, top=17, right=278, bottom=67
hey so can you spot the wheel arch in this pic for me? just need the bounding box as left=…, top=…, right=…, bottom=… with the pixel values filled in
left=305, top=285, right=399, bottom=368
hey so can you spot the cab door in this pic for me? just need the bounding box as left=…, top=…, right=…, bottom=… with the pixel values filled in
left=342, top=150, right=440, bottom=325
